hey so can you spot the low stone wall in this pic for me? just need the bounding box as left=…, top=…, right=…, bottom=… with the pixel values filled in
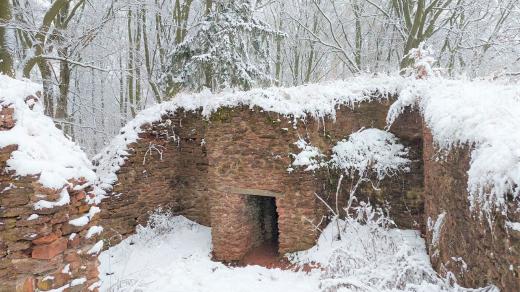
left=1, top=109, right=101, bottom=291
left=423, top=126, right=520, bottom=290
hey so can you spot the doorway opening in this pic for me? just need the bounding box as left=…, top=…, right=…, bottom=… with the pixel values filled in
left=241, top=195, right=281, bottom=266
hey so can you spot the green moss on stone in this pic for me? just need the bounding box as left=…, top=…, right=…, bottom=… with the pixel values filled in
left=210, top=107, right=234, bottom=123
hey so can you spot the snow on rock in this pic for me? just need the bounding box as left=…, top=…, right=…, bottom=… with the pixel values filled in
left=506, top=221, right=520, bottom=232
left=86, top=225, right=104, bottom=239
left=331, top=128, right=410, bottom=179
left=68, top=206, right=100, bottom=227
left=68, top=215, right=90, bottom=227
left=70, top=278, right=87, bottom=286
left=430, top=212, right=447, bottom=248
left=289, top=139, right=325, bottom=172
left=0, top=75, right=96, bottom=190
left=99, top=214, right=321, bottom=292
left=388, top=78, right=520, bottom=216
left=87, top=240, right=103, bottom=255
left=92, top=75, right=406, bottom=197
left=62, top=264, right=70, bottom=274
left=27, top=214, right=39, bottom=220
left=33, top=188, right=70, bottom=210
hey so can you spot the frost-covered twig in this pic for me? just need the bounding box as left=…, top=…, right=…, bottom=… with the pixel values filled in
left=142, top=143, right=165, bottom=165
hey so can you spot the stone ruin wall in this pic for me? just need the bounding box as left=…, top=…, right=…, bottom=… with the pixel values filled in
left=97, top=99, right=520, bottom=290
left=98, top=100, right=426, bottom=261
left=205, top=107, right=326, bottom=260
left=98, top=110, right=209, bottom=247
left=1, top=106, right=101, bottom=291
left=423, top=126, right=520, bottom=290
left=205, top=103, right=425, bottom=260
left=2, top=92, right=518, bottom=290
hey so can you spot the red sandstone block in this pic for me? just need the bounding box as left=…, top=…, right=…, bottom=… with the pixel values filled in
left=52, top=272, right=71, bottom=288
left=68, top=234, right=80, bottom=248
left=75, top=191, right=86, bottom=201
left=33, top=232, right=59, bottom=245
left=51, top=211, right=69, bottom=224
left=31, top=238, right=67, bottom=260
left=0, top=107, right=15, bottom=130
left=17, top=276, right=35, bottom=292
left=78, top=204, right=90, bottom=214
left=64, top=251, right=80, bottom=263
left=86, top=264, right=99, bottom=279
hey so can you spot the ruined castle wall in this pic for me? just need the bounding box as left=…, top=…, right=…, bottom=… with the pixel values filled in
left=1, top=108, right=100, bottom=292
left=423, top=126, right=520, bottom=290
left=98, top=110, right=209, bottom=246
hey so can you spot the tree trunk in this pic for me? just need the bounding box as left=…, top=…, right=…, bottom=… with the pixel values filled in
left=56, top=48, right=70, bottom=134
left=135, top=7, right=142, bottom=114
left=0, top=0, right=14, bottom=77
left=353, top=1, right=362, bottom=69
left=55, top=3, right=71, bottom=134
left=39, top=61, right=54, bottom=116
left=142, top=7, right=161, bottom=103
left=127, top=9, right=135, bottom=117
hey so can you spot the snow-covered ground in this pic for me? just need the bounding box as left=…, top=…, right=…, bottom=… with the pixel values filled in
left=98, top=211, right=497, bottom=292
left=99, top=214, right=321, bottom=292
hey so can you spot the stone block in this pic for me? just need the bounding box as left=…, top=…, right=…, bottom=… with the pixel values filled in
left=31, top=238, right=68, bottom=260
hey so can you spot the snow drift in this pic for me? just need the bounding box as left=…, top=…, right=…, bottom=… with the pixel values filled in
left=0, top=75, right=96, bottom=190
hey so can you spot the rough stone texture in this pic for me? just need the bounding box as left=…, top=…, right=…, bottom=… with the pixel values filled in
left=98, top=110, right=209, bottom=247
left=1, top=106, right=101, bottom=292
left=94, top=102, right=418, bottom=262
left=321, top=105, right=425, bottom=232
left=423, top=126, right=520, bottom=290
left=98, top=101, right=425, bottom=263
left=4, top=90, right=516, bottom=290
left=205, top=108, right=325, bottom=259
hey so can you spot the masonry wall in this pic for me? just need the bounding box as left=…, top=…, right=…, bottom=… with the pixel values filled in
left=205, top=108, right=326, bottom=259
left=321, top=104, right=425, bottom=231
left=98, top=110, right=209, bottom=246
left=98, top=100, right=426, bottom=262
left=423, top=126, right=520, bottom=290
left=1, top=107, right=100, bottom=292
left=3, top=91, right=519, bottom=291
left=204, top=103, right=425, bottom=261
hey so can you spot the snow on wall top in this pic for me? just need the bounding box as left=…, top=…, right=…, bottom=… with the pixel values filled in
left=92, top=75, right=406, bottom=196
left=94, top=74, right=520, bottom=218
left=388, top=77, right=520, bottom=216
left=0, top=75, right=96, bottom=190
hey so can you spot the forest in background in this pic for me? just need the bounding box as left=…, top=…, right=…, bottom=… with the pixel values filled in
left=0, top=0, right=519, bottom=155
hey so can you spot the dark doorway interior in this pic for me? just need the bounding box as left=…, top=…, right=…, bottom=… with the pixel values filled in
left=249, top=195, right=279, bottom=247
left=258, top=196, right=279, bottom=246
left=241, top=195, right=280, bottom=266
